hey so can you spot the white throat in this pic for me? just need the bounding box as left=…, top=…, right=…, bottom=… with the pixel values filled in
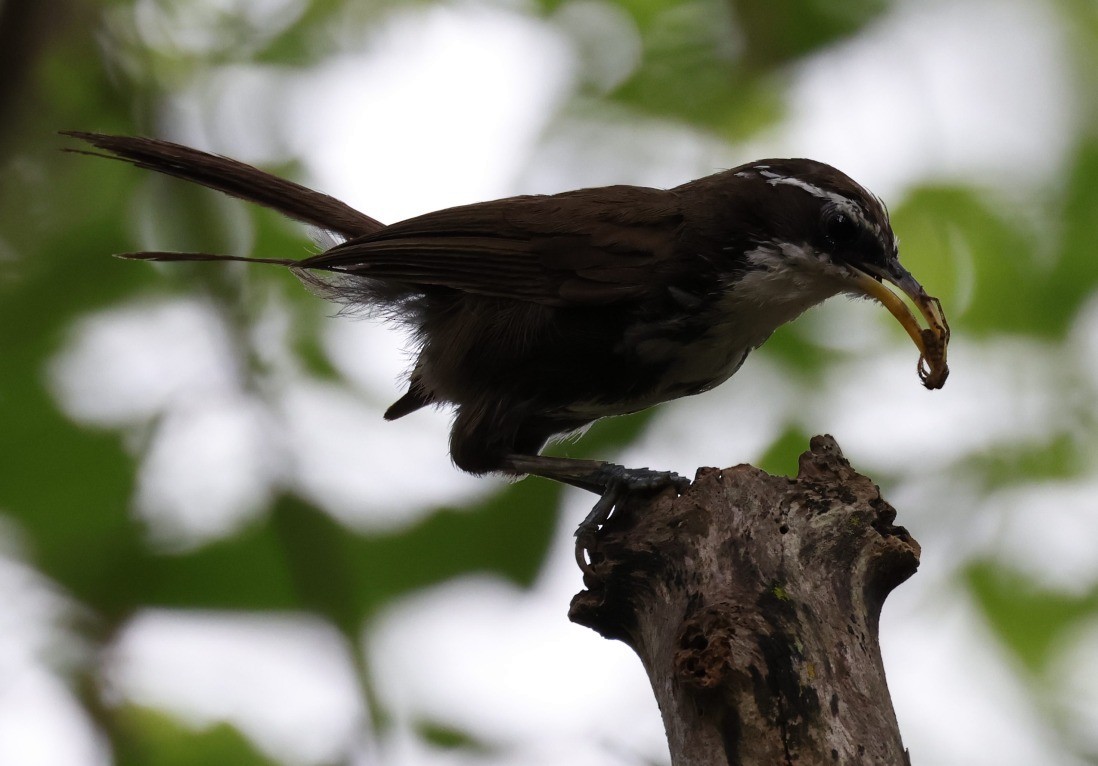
left=718, top=242, right=849, bottom=349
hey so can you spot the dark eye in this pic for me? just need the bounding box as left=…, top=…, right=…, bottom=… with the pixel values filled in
left=822, top=209, right=859, bottom=245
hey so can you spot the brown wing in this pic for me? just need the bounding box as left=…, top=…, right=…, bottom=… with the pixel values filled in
left=297, top=185, right=687, bottom=306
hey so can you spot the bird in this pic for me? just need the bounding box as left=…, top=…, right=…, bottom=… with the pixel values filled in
left=63, top=131, right=950, bottom=562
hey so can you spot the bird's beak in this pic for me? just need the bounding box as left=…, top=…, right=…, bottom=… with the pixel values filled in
left=845, top=263, right=950, bottom=389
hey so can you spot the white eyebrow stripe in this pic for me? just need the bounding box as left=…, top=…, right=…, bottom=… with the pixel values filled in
left=759, top=170, right=847, bottom=205
left=757, top=170, right=884, bottom=239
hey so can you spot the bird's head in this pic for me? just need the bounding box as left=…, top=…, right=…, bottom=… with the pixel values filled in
left=690, top=159, right=950, bottom=388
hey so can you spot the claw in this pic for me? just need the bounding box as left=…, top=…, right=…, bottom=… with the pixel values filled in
left=497, top=454, right=687, bottom=573
left=573, top=464, right=687, bottom=573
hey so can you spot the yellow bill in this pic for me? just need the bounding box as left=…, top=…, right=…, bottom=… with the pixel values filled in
left=846, top=265, right=950, bottom=389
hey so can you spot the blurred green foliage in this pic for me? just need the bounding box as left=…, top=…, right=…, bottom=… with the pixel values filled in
left=966, top=560, right=1098, bottom=676
left=112, top=709, right=280, bottom=766
left=3, top=0, right=1098, bottom=763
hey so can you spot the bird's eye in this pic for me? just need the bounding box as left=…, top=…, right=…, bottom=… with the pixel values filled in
left=822, top=210, right=859, bottom=245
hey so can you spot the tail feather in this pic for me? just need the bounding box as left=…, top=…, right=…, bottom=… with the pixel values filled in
left=384, top=383, right=436, bottom=420
left=115, top=251, right=297, bottom=266
left=62, top=131, right=385, bottom=239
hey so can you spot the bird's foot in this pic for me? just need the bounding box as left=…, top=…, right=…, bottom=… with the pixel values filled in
left=498, top=454, right=688, bottom=574
left=573, top=464, right=689, bottom=573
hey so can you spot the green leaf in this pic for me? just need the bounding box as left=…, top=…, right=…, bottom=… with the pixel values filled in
left=1046, top=138, right=1098, bottom=333
left=892, top=185, right=1038, bottom=335
left=608, top=0, right=785, bottom=138
left=0, top=197, right=152, bottom=625
left=756, top=426, right=814, bottom=477
left=340, top=477, right=559, bottom=618
left=112, top=707, right=279, bottom=766
left=965, top=560, right=1098, bottom=675
left=731, top=0, right=889, bottom=67
left=415, top=719, right=497, bottom=753
left=111, top=480, right=556, bottom=628
left=960, top=433, right=1089, bottom=490
left=895, top=144, right=1098, bottom=341
left=757, top=322, right=831, bottom=378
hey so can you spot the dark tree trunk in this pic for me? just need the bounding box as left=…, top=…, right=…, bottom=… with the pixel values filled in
left=570, top=435, right=918, bottom=765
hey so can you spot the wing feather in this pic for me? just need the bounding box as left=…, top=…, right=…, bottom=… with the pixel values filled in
left=297, top=187, right=686, bottom=306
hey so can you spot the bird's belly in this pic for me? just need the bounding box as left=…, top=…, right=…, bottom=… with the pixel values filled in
left=558, top=282, right=831, bottom=420
left=639, top=330, right=752, bottom=399
left=559, top=323, right=754, bottom=419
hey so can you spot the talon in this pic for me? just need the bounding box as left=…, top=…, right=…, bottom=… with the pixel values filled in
left=573, top=464, right=687, bottom=574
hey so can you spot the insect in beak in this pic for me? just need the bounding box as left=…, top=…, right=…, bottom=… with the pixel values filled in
left=845, top=263, right=950, bottom=389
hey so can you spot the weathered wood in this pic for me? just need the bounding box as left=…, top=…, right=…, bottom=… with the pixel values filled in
left=571, top=435, right=918, bottom=765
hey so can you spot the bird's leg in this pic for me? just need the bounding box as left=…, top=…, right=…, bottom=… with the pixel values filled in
left=501, top=454, right=690, bottom=571
left=501, top=454, right=688, bottom=495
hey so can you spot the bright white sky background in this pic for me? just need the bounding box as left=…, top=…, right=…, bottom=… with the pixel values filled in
left=4, top=0, right=1096, bottom=763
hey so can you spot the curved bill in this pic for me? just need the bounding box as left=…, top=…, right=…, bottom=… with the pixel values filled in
left=845, top=263, right=950, bottom=389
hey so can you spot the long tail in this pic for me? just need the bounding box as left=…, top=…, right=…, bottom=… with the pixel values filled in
left=113, top=251, right=298, bottom=265
left=62, top=131, right=385, bottom=240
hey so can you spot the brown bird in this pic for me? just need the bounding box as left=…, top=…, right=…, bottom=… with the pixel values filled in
left=64, top=131, right=949, bottom=559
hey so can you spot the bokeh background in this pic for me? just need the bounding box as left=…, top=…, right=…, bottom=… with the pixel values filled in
left=2, top=0, right=1098, bottom=763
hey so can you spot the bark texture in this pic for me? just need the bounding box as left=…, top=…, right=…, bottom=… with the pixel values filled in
left=570, top=435, right=919, bottom=766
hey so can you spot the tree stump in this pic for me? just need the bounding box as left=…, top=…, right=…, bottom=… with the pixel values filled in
left=570, top=435, right=919, bottom=765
